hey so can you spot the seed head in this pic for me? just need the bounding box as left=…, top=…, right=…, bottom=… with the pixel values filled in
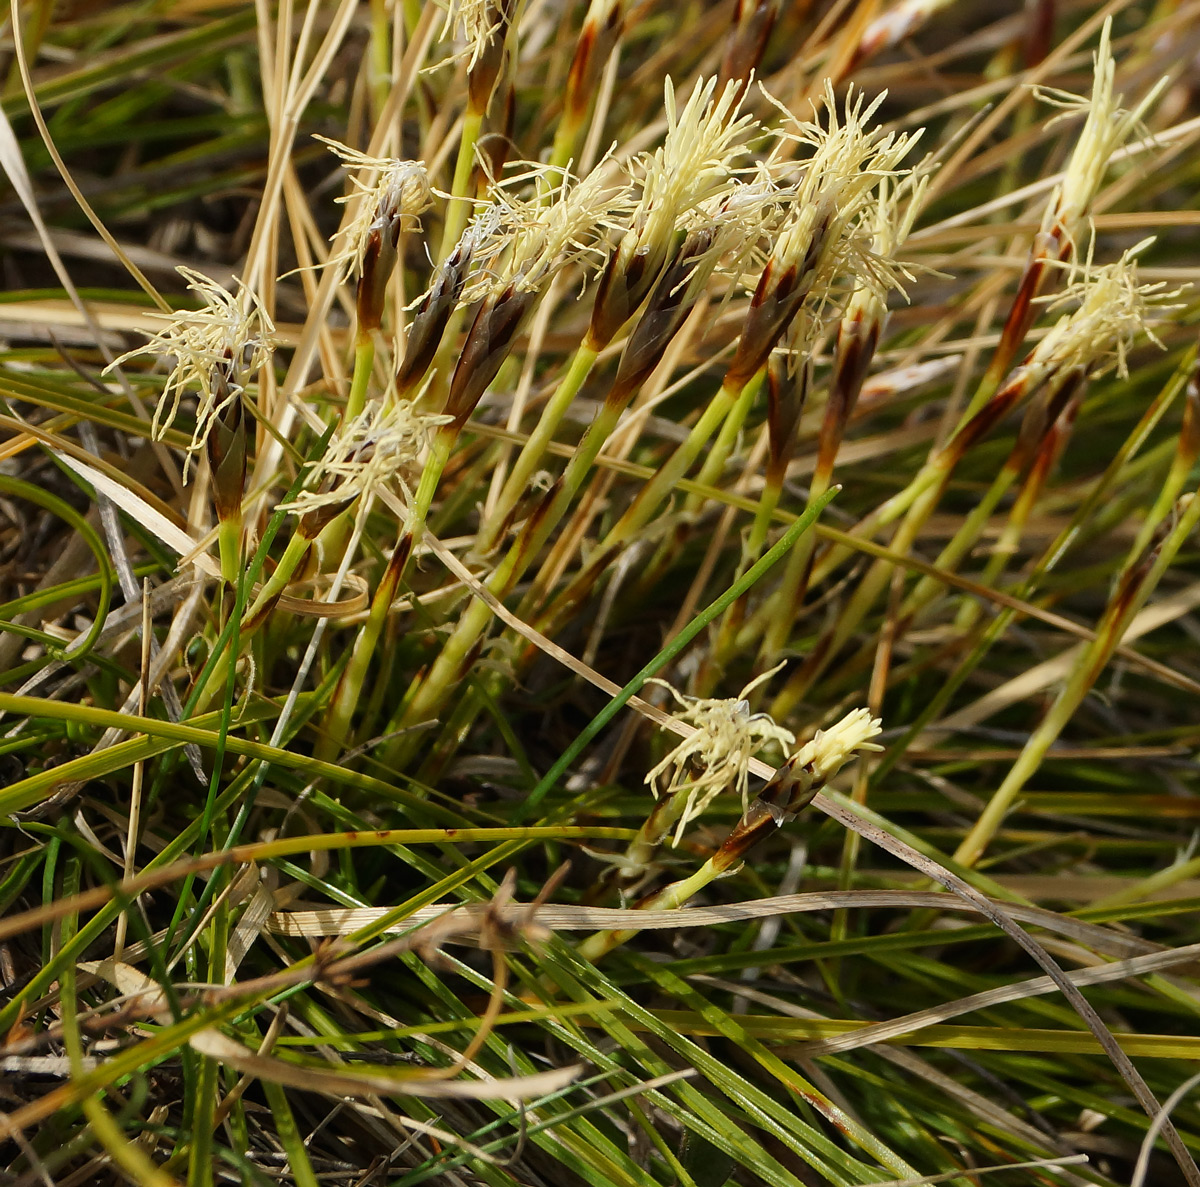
left=279, top=398, right=453, bottom=528
left=107, top=267, right=274, bottom=480
left=317, top=137, right=433, bottom=283
left=646, top=665, right=796, bottom=841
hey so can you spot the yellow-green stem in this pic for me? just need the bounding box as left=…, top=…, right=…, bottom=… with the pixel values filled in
left=241, top=531, right=311, bottom=630
left=548, top=109, right=584, bottom=179
left=526, top=375, right=755, bottom=625
left=479, top=344, right=599, bottom=552
left=901, top=463, right=1019, bottom=621
left=439, top=108, right=484, bottom=261
left=609, top=376, right=751, bottom=550
left=577, top=852, right=723, bottom=962
left=684, top=376, right=758, bottom=514
left=758, top=455, right=944, bottom=648
left=389, top=395, right=637, bottom=764
left=368, top=0, right=390, bottom=118
left=953, top=487, right=1200, bottom=869
left=755, top=476, right=829, bottom=661
left=320, top=431, right=454, bottom=759
left=319, top=596, right=384, bottom=761
left=217, top=514, right=241, bottom=591
left=769, top=474, right=945, bottom=722
left=345, top=336, right=376, bottom=423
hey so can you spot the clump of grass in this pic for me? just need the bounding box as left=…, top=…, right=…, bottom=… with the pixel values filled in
left=1, top=1, right=1200, bottom=1184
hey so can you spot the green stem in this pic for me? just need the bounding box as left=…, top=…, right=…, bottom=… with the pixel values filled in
left=321, top=427, right=455, bottom=759
left=345, top=335, right=376, bottom=423
left=684, top=376, right=758, bottom=513
left=534, top=374, right=756, bottom=614
left=901, top=462, right=1019, bottom=621
left=478, top=344, right=599, bottom=552
left=217, top=514, right=241, bottom=591
left=439, top=108, right=484, bottom=261
left=261, top=1077, right=320, bottom=1187
left=240, top=532, right=310, bottom=635
left=769, top=472, right=945, bottom=723
left=954, top=487, right=1200, bottom=869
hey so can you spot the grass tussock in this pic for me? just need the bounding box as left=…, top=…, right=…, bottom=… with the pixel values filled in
left=1, top=0, right=1200, bottom=1183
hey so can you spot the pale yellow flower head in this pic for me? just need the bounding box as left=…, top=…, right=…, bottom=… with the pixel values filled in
left=647, top=665, right=796, bottom=842
left=1029, top=239, right=1182, bottom=382
left=279, top=398, right=452, bottom=528
left=461, top=161, right=630, bottom=301
left=612, top=75, right=760, bottom=279
left=766, top=82, right=923, bottom=306
left=1033, top=18, right=1166, bottom=246
left=317, top=136, right=433, bottom=281
left=106, top=267, right=274, bottom=480
left=790, top=708, right=884, bottom=784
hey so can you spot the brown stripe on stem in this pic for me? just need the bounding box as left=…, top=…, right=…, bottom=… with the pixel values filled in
left=565, top=1, right=623, bottom=128
left=814, top=309, right=880, bottom=491
left=940, top=370, right=1029, bottom=462
left=1023, top=0, right=1054, bottom=68
left=1179, top=353, right=1200, bottom=469
left=1030, top=389, right=1080, bottom=486
left=396, top=236, right=475, bottom=397
left=445, top=285, right=537, bottom=431
left=1009, top=369, right=1082, bottom=475
left=987, top=223, right=1072, bottom=385
left=700, top=752, right=821, bottom=877
left=476, top=78, right=516, bottom=189
left=381, top=530, right=414, bottom=596
left=719, top=0, right=779, bottom=93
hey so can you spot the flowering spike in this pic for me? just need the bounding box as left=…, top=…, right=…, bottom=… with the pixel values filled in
left=317, top=138, right=433, bottom=332
left=587, top=75, right=759, bottom=350
left=645, top=665, right=796, bottom=842
left=1025, top=239, right=1181, bottom=383
left=106, top=267, right=274, bottom=481
left=724, top=83, right=921, bottom=388
left=280, top=398, right=452, bottom=530
left=1034, top=18, right=1165, bottom=249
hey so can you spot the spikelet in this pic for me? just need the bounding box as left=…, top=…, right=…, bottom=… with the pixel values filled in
left=1027, top=239, right=1182, bottom=383
left=279, top=398, right=453, bottom=528
left=646, top=665, right=796, bottom=841
left=723, top=83, right=922, bottom=386
left=460, top=160, right=630, bottom=302
left=789, top=708, right=884, bottom=787
left=106, top=267, right=274, bottom=481
left=316, top=137, right=434, bottom=283
left=1033, top=19, right=1166, bottom=249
